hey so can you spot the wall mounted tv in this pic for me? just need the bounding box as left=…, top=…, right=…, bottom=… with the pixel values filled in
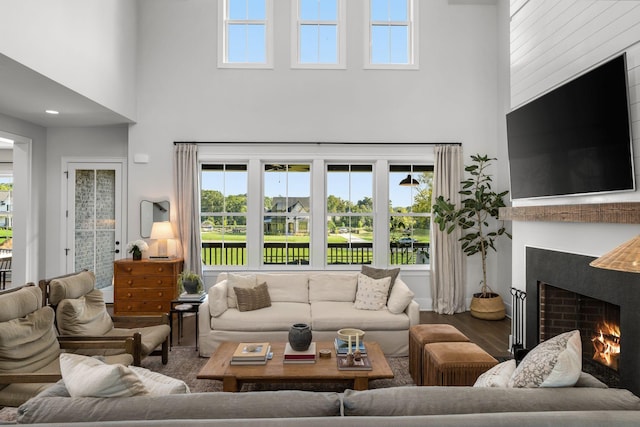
left=506, top=53, right=635, bottom=200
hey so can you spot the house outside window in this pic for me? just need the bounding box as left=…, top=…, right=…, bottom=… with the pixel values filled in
left=326, top=164, right=373, bottom=265
left=389, top=164, right=432, bottom=265
left=198, top=144, right=433, bottom=270
left=201, top=164, right=248, bottom=266
left=263, top=164, right=311, bottom=265
left=218, top=0, right=274, bottom=68
left=365, top=0, right=418, bottom=69
left=291, top=0, right=346, bottom=69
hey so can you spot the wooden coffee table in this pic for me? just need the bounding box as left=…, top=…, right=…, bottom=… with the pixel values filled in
left=197, top=341, right=394, bottom=392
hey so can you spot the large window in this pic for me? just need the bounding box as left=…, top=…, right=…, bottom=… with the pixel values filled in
left=219, top=0, right=273, bottom=68
left=366, top=0, right=418, bottom=69
left=326, top=164, right=373, bottom=265
left=199, top=145, right=434, bottom=270
left=292, top=0, right=346, bottom=68
left=201, top=164, right=248, bottom=266
left=389, top=165, right=432, bottom=265
left=263, top=164, right=311, bottom=265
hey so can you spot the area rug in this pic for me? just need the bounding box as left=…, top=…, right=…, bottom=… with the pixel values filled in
left=141, top=347, right=415, bottom=393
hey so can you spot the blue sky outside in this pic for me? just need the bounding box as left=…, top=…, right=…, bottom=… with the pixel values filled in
left=227, top=0, right=409, bottom=64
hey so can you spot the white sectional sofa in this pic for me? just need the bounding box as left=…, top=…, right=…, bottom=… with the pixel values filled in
left=198, top=271, right=419, bottom=357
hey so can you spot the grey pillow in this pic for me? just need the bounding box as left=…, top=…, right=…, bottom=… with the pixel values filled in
left=361, top=265, right=400, bottom=294
left=234, top=282, right=272, bottom=312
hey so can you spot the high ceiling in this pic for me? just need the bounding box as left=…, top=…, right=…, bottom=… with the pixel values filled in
left=0, top=54, right=132, bottom=128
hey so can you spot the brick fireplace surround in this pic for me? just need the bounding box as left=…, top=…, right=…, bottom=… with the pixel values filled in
left=525, top=247, right=640, bottom=396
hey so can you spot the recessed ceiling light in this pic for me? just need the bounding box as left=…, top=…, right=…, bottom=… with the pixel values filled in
left=0, top=137, right=14, bottom=144
left=45, top=110, right=59, bottom=115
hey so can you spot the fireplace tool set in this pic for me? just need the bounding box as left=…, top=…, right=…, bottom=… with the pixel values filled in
left=510, top=287, right=527, bottom=361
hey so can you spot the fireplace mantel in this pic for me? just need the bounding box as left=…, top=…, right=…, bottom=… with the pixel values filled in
left=499, top=202, right=640, bottom=223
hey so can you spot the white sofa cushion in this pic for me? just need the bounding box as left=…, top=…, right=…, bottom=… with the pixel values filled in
left=212, top=302, right=311, bottom=332
left=309, top=273, right=358, bottom=302
left=226, top=273, right=257, bottom=308
left=256, top=273, right=309, bottom=303
left=386, top=279, right=415, bottom=314
left=311, top=301, right=409, bottom=331
left=209, top=281, right=228, bottom=318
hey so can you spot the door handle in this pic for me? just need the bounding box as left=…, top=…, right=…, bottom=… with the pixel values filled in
left=113, top=249, right=120, bottom=254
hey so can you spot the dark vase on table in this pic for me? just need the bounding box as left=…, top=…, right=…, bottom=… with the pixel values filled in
left=288, top=323, right=312, bottom=351
left=132, top=250, right=142, bottom=261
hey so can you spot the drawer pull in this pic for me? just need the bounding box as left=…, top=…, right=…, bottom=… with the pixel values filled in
left=126, top=267, right=132, bottom=272
left=157, top=305, right=162, bottom=310
left=127, top=293, right=132, bottom=298
left=127, top=306, right=132, bottom=310
left=158, top=292, right=163, bottom=297
left=127, top=280, right=133, bottom=286
left=157, top=267, right=164, bottom=273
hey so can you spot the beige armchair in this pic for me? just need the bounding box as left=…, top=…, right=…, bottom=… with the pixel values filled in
left=0, top=284, right=134, bottom=407
left=40, top=270, right=171, bottom=366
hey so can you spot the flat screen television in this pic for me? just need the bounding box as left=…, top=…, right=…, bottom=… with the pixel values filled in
left=506, top=53, right=635, bottom=200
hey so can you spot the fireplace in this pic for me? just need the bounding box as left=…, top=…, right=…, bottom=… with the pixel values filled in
left=526, top=247, right=640, bottom=396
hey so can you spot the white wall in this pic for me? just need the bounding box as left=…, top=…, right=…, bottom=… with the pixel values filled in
left=0, top=0, right=138, bottom=120
left=508, top=1, right=640, bottom=296
left=129, top=0, right=509, bottom=309
left=0, top=113, right=46, bottom=284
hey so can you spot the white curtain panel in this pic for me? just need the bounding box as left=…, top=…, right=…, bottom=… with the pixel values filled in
left=174, top=143, right=203, bottom=276
left=431, top=145, right=466, bottom=314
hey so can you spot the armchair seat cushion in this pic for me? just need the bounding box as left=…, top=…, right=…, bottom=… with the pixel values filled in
left=109, top=325, right=171, bottom=356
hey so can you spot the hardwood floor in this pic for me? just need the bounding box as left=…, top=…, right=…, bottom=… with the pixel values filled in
left=165, top=310, right=512, bottom=359
left=419, top=311, right=512, bottom=359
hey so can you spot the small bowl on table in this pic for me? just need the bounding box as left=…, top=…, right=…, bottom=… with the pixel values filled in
left=337, top=328, right=365, bottom=342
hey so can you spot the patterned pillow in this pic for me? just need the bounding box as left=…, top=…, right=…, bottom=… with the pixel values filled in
left=508, top=330, right=582, bottom=388
left=474, top=359, right=516, bottom=388
left=353, top=273, right=391, bottom=311
left=360, top=265, right=400, bottom=295
left=234, top=282, right=272, bottom=312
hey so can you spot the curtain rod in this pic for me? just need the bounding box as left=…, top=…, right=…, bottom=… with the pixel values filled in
left=173, top=141, right=462, bottom=146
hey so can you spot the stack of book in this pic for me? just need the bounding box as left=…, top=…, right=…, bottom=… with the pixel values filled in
left=283, top=342, right=317, bottom=364
left=230, top=342, right=271, bottom=365
left=179, top=292, right=205, bottom=302
left=334, top=338, right=366, bottom=356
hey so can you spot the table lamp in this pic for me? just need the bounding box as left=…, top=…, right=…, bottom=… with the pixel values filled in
left=150, top=221, right=174, bottom=259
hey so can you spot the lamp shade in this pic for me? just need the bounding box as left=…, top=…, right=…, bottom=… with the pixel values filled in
left=399, top=174, right=419, bottom=187
left=589, top=235, right=640, bottom=273
left=150, top=221, right=175, bottom=240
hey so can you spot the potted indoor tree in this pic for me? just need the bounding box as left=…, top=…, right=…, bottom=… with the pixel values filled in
left=432, top=154, right=512, bottom=320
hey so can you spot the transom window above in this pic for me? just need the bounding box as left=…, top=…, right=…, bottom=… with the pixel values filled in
left=292, top=0, right=346, bottom=68
left=219, top=0, right=274, bottom=68
left=366, top=0, right=418, bottom=69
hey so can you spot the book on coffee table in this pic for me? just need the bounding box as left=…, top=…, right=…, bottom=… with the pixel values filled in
left=232, top=342, right=271, bottom=361
left=336, top=354, right=372, bottom=371
left=283, top=342, right=316, bottom=364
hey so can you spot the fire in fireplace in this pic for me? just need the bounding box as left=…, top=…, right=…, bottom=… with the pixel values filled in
left=592, top=320, right=620, bottom=370
left=539, top=283, right=621, bottom=385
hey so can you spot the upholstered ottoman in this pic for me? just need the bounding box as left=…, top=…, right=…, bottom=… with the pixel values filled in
left=423, top=341, right=498, bottom=386
left=409, top=324, right=470, bottom=385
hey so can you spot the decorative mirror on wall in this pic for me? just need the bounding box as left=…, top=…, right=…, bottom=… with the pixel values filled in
left=140, top=200, right=170, bottom=238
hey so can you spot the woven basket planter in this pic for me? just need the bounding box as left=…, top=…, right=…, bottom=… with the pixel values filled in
left=470, top=293, right=506, bottom=320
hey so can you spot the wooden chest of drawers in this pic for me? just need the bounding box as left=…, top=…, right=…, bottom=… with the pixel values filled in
left=113, top=258, right=183, bottom=315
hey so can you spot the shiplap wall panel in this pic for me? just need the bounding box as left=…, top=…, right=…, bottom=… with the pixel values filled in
left=511, top=1, right=640, bottom=108
left=510, top=0, right=640, bottom=201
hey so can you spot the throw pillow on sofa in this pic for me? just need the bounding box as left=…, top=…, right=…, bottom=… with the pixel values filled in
left=354, top=273, right=391, bottom=311
left=209, top=281, right=228, bottom=318
left=386, top=279, right=414, bottom=314
left=508, top=329, right=582, bottom=388
left=474, top=359, right=516, bottom=388
left=361, top=265, right=400, bottom=294
left=234, top=282, right=272, bottom=312
left=226, top=273, right=257, bottom=308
